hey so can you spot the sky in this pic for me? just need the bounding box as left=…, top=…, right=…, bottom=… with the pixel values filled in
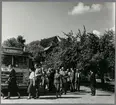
left=2, top=2, right=115, bottom=44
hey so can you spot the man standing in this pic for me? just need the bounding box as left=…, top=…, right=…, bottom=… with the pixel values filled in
left=49, top=69, right=55, bottom=92
left=70, top=68, right=75, bottom=92
left=90, top=70, right=96, bottom=96
left=66, top=68, right=71, bottom=91
left=34, top=64, right=42, bottom=98
left=75, top=69, right=81, bottom=91
left=60, top=67, right=68, bottom=95
left=47, top=68, right=51, bottom=91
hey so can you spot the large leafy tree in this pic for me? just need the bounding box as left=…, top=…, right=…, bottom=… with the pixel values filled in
left=26, top=40, right=44, bottom=64
left=2, top=35, right=26, bottom=49
left=3, top=37, right=20, bottom=48
left=43, top=27, right=115, bottom=83
left=17, top=35, right=26, bottom=48
left=98, top=30, right=115, bottom=83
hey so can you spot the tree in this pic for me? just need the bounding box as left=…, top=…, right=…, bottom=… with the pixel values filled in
left=17, top=35, right=26, bottom=48
left=43, top=46, right=62, bottom=69
left=2, top=35, right=26, bottom=49
left=26, top=40, right=44, bottom=64
left=98, top=30, right=115, bottom=83
left=3, top=37, right=19, bottom=48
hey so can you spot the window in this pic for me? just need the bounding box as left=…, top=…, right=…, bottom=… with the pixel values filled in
left=14, top=56, right=28, bottom=69
left=1, top=55, right=12, bottom=67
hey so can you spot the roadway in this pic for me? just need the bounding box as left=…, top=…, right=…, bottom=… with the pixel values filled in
left=1, top=86, right=114, bottom=104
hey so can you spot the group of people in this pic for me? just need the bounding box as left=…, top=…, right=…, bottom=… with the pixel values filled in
left=2, top=63, right=96, bottom=99
left=27, top=64, right=81, bottom=99
left=53, top=67, right=81, bottom=98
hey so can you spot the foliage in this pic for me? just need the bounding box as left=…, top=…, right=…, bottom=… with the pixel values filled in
left=43, top=27, right=115, bottom=81
left=2, top=35, right=26, bottom=49
left=40, top=36, right=59, bottom=48
left=2, top=28, right=115, bottom=81
left=17, top=35, right=26, bottom=48
left=26, top=40, right=44, bottom=64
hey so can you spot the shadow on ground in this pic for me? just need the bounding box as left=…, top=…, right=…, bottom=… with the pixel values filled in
left=81, top=81, right=114, bottom=93
left=96, top=94, right=111, bottom=96
left=60, top=96, right=81, bottom=99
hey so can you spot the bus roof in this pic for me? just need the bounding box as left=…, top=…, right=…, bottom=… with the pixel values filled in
left=2, top=46, right=23, bottom=50
left=1, top=47, right=30, bottom=56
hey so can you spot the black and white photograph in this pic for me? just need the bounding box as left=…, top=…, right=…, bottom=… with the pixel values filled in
left=1, top=1, right=115, bottom=104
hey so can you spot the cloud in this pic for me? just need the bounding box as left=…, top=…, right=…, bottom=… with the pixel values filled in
left=92, top=30, right=101, bottom=38
left=68, top=2, right=102, bottom=15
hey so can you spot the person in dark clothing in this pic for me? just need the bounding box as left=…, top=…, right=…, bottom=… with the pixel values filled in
left=54, top=69, right=61, bottom=98
left=75, top=69, right=81, bottom=91
left=90, top=70, right=96, bottom=96
left=5, top=65, right=20, bottom=99
left=49, top=69, right=55, bottom=92
left=1, top=84, right=4, bottom=99
left=1, top=91, right=4, bottom=99
left=67, top=69, right=71, bottom=91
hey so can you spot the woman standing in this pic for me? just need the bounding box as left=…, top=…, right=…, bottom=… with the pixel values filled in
left=41, top=68, right=47, bottom=95
left=5, top=65, right=20, bottom=99
left=54, top=69, right=61, bottom=98
left=27, top=68, right=36, bottom=99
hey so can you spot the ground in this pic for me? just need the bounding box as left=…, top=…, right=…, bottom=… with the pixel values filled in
left=1, top=86, right=114, bottom=104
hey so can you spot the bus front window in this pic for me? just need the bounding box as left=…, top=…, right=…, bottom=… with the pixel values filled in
left=1, top=55, right=12, bottom=67
left=14, top=56, right=28, bottom=69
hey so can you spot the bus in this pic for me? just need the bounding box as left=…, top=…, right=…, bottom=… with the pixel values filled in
left=1, top=47, right=33, bottom=91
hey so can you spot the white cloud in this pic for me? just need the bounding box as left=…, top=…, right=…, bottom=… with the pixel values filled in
left=92, top=30, right=101, bottom=38
left=68, top=2, right=102, bottom=15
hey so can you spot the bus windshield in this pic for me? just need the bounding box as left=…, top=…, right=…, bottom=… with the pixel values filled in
left=1, top=55, right=29, bottom=69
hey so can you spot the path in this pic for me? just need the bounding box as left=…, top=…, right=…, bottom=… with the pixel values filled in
left=1, top=86, right=114, bottom=104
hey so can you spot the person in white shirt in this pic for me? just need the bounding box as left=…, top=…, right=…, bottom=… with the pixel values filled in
left=27, top=68, right=36, bottom=99
left=34, top=64, right=42, bottom=99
